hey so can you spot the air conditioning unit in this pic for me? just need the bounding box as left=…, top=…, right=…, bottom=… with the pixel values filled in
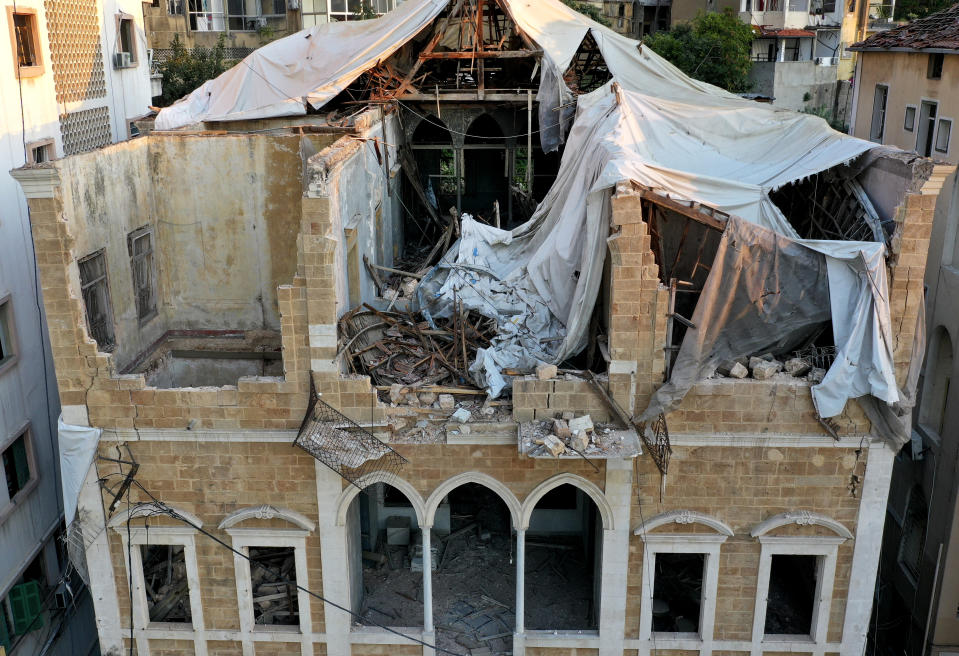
left=113, top=52, right=133, bottom=69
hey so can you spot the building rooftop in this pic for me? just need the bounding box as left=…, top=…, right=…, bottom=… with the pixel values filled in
left=850, top=2, right=959, bottom=50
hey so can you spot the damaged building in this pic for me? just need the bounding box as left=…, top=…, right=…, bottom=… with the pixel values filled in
left=11, top=0, right=958, bottom=655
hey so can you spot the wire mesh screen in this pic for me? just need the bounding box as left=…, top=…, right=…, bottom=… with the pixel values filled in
left=792, top=344, right=838, bottom=370
left=638, top=413, right=672, bottom=477
left=62, top=512, right=101, bottom=586
left=293, top=386, right=407, bottom=488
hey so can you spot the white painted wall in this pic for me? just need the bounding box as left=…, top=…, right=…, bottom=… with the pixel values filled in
left=0, top=0, right=150, bottom=652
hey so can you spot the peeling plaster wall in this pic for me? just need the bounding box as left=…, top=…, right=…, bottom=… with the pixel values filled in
left=308, top=111, right=401, bottom=319
left=54, top=132, right=335, bottom=368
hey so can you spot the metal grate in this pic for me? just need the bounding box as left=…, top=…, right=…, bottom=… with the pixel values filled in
left=792, top=344, right=838, bottom=370
left=638, top=413, right=672, bottom=478
left=293, top=381, right=406, bottom=488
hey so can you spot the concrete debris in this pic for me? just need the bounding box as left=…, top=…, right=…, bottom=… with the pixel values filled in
left=390, top=384, right=405, bottom=404
left=783, top=358, right=812, bottom=377
left=728, top=362, right=749, bottom=378
left=568, top=415, right=594, bottom=433
left=552, top=418, right=571, bottom=438
left=535, top=363, right=558, bottom=380
left=418, top=391, right=438, bottom=405
left=750, top=358, right=781, bottom=380
left=451, top=408, right=472, bottom=423
left=570, top=431, right=589, bottom=452
left=562, top=411, right=575, bottom=421
left=438, top=394, right=455, bottom=409
left=541, top=434, right=566, bottom=456
left=807, top=367, right=826, bottom=383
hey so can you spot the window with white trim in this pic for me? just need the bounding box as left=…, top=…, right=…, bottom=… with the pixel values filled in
left=935, top=118, right=952, bottom=154
left=226, top=528, right=312, bottom=635
left=113, top=524, right=204, bottom=633
left=638, top=532, right=726, bottom=643
left=26, top=138, right=54, bottom=164
left=752, top=535, right=843, bottom=644
left=870, top=84, right=888, bottom=143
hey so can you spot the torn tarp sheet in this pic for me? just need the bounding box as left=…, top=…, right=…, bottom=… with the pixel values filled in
left=635, top=218, right=900, bottom=429
left=58, top=417, right=101, bottom=526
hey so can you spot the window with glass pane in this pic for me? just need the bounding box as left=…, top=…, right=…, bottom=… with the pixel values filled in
left=2, top=434, right=31, bottom=500
left=128, top=228, right=157, bottom=322
left=13, top=13, right=40, bottom=68
left=79, top=251, right=116, bottom=351
left=935, top=119, right=951, bottom=154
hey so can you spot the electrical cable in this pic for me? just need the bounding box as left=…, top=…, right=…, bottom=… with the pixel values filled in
left=121, top=479, right=467, bottom=656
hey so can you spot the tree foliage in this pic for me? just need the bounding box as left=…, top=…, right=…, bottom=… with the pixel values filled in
left=156, top=34, right=233, bottom=107
left=893, top=0, right=951, bottom=20
left=643, top=9, right=754, bottom=93
left=561, top=0, right=612, bottom=27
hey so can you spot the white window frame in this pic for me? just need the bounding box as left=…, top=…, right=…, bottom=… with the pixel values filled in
left=226, top=527, right=313, bottom=649
left=935, top=117, right=952, bottom=155
left=904, top=104, right=917, bottom=132
left=113, top=525, right=207, bottom=649
left=0, top=423, right=38, bottom=525
left=0, top=292, right=18, bottom=376
left=638, top=533, right=726, bottom=647
left=750, top=535, right=844, bottom=646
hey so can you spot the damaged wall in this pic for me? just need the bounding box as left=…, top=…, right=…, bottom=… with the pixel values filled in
left=53, top=133, right=336, bottom=369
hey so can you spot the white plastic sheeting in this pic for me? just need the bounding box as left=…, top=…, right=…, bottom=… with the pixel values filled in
left=157, top=0, right=905, bottom=433
left=58, top=417, right=101, bottom=526
left=156, top=0, right=448, bottom=129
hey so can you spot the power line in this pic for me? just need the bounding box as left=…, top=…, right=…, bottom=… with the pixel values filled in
left=121, top=480, right=466, bottom=656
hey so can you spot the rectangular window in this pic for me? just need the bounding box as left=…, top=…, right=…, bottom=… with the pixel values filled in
left=249, top=546, right=299, bottom=625
left=0, top=295, right=16, bottom=373
left=168, top=0, right=185, bottom=14
left=904, top=105, right=916, bottom=132
left=917, top=101, right=938, bottom=157
left=870, top=84, right=888, bottom=142
left=227, top=0, right=287, bottom=30
left=653, top=552, right=705, bottom=633
left=2, top=434, right=31, bottom=502
left=140, top=545, right=193, bottom=622
left=764, top=554, right=818, bottom=635
left=117, top=16, right=137, bottom=65
left=11, top=11, right=40, bottom=70
left=188, top=0, right=226, bottom=31
left=935, top=118, right=952, bottom=154
left=26, top=138, right=54, bottom=164
left=128, top=227, right=157, bottom=323
left=1, top=551, right=46, bottom=640
left=78, top=250, right=116, bottom=351
left=928, top=53, right=944, bottom=79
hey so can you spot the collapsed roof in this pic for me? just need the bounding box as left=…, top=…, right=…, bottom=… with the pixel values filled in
left=156, top=0, right=922, bottom=447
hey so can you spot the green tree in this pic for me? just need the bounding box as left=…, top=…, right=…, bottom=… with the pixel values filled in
left=893, top=0, right=951, bottom=20
left=156, top=34, right=233, bottom=107
left=561, top=0, right=612, bottom=27
left=353, top=0, right=379, bottom=19
left=643, top=9, right=754, bottom=93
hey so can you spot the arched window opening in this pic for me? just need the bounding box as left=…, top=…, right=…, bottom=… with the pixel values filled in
left=462, top=114, right=509, bottom=221
left=433, top=482, right=515, bottom=653
left=525, top=483, right=601, bottom=630
left=347, top=482, right=425, bottom=628
left=919, top=326, right=953, bottom=435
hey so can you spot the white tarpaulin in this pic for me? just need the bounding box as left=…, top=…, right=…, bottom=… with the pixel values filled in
left=158, top=0, right=904, bottom=435
left=58, top=417, right=101, bottom=526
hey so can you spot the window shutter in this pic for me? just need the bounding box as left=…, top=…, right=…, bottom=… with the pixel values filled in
left=12, top=439, right=29, bottom=489
left=10, top=581, right=44, bottom=635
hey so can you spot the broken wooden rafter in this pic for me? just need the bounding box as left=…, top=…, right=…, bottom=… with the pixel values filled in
left=638, top=190, right=729, bottom=232
left=418, top=49, right=542, bottom=59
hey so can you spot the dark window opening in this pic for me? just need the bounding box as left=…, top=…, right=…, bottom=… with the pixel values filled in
left=927, top=53, right=944, bottom=79
left=13, top=13, right=39, bottom=68
left=870, top=84, right=888, bottom=142
left=78, top=250, right=116, bottom=351
left=140, top=545, right=193, bottom=623
left=764, top=554, right=817, bottom=635
left=652, top=552, right=704, bottom=633
left=249, top=546, right=299, bottom=625
left=2, top=433, right=31, bottom=500
left=899, top=487, right=927, bottom=581
left=128, top=227, right=157, bottom=323
left=526, top=484, right=601, bottom=631
left=917, top=101, right=938, bottom=157
left=349, top=483, right=422, bottom=628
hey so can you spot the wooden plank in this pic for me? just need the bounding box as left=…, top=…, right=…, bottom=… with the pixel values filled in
left=396, top=92, right=533, bottom=102
left=639, top=190, right=728, bottom=232
left=419, top=49, right=541, bottom=59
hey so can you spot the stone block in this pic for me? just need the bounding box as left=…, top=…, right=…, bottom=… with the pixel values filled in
left=543, top=434, right=566, bottom=456
left=568, top=414, right=594, bottom=433
left=807, top=367, right=826, bottom=383
left=438, top=394, right=455, bottom=409
left=552, top=419, right=570, bottom=438
left=750, top=358, right=781, bottom=380
left=535, top=363, right=558, bottom=380
left=570, top=431, right=589, bottom=452
left=783, top=358, right=812, bottom=377
left=451, top=408, right=471, bottom=423
left=418, top=391, right=437, bottom=405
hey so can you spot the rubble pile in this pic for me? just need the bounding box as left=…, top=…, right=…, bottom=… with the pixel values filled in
left=713, top=351, right=829, bottom=384
left=338, top=304, right=497, bottom=388
left=520, top=413, right=632, bottom=458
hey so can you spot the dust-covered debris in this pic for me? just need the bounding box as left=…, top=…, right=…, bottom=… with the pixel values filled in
left=519, top=419, right=640, bottom=459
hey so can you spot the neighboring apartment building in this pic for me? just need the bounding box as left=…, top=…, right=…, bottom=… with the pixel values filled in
left=10, top=3, right=956, bottom=656
left=849, top=3, right=959, bottom=164
left=144, top=0, right=408, bottom=61
left=867, top=132, right=959, bottom=656
left=601, top=0, right=670, bottom=37
left=0, top=0, right=152, bottom=653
